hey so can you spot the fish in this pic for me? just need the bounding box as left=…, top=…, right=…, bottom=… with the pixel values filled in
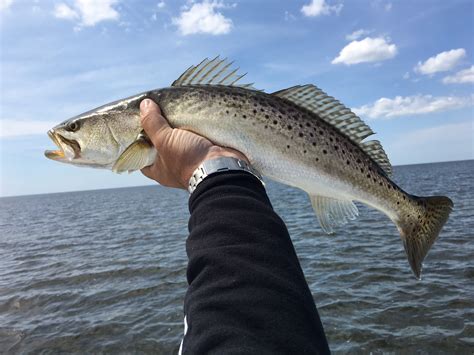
left=45, top=56, right=453, bottom=279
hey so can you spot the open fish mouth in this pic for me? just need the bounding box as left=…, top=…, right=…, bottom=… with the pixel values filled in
left=45, top=130, right=81, bottom=160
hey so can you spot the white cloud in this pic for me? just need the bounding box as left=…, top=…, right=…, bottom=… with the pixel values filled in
left=0, top=120, right=57, bottom=138
left=172, top=1, right=233, bottom=36
left=53, top=0, right=119, bottom=27
left=301, top=0, right=342, bottom=17
left=414, top=48, right=466, bottom=75
left=442, top=65, right=474, bottom=84
left=345, top=29, right=370, bottom=41
left=403, top=72, right=410, bottom=80
left=157, top=1, right=165, bottom=8
left=0, top=0, right=13, bottom=11
left=332, top=37, right=397, bottom=65
left=353, top=94, right=474, bottom=119
left=54, top=3, right=78, bottom=20
left=385, top=2, right=392, bottom=11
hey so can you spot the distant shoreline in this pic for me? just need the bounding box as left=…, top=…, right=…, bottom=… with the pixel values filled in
left=1, top=159, right=472, bottom=199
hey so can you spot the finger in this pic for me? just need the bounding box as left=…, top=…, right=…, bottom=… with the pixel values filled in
left=140, top=164, right=155, bottom=180
left=140, top=99, right=173, bottom=150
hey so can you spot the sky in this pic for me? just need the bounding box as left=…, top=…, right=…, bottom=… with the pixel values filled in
left=0, top=0, right=473, bottom=197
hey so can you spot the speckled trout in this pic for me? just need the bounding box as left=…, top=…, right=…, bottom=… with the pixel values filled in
left=45, top=57, right=453, bottom=278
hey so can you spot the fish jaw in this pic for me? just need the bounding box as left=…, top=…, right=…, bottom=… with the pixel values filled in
left=45, top=129, right=80, bottom=162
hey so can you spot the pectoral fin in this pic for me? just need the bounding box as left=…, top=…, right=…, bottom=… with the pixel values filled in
left=310, top=195, right=359, bottom=234
left=112, top=136, right=156, bottom=174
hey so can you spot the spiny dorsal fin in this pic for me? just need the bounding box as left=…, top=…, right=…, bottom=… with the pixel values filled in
left=310, top=195, right=359, bottom=234
left=273, top=84, right=392, bottom=176
left=172, top=56, right=258, bottom=90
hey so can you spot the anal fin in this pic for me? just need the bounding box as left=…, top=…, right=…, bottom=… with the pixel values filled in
left=310, top=195, right=359, bottom=234
left=112, top=135, right=156, bottom=174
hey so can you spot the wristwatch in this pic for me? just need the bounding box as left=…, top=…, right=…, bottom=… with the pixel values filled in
left=188, top=156, right=264, bottom=194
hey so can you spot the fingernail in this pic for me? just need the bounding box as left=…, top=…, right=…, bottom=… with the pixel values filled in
left=140, top=99, right=152, bottom=112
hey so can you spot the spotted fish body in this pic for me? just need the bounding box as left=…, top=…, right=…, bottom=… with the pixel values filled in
left=46, top=57, right=453, bottom=278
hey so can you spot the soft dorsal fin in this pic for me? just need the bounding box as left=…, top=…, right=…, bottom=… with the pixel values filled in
left=360, top=140, right=392, bottom=176
left=172, top=56, right=258, bottom=89
left=273, top=84, right=392, bottom=176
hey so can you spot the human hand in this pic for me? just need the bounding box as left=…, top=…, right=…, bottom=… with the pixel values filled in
left=140, top=99, right=249, bottom=189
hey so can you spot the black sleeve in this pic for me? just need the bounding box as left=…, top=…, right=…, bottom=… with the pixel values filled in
left=181, top=171, right=330, bottom=354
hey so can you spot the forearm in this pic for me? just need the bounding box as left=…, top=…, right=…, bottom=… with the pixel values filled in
left=182, top=172, right=330, bottom=354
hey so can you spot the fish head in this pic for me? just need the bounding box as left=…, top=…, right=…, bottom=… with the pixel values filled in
left=45, top=94, right=147, bottom=169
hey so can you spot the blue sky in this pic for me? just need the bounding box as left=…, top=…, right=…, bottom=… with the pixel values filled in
left=0, top=0, right=473, bottom=197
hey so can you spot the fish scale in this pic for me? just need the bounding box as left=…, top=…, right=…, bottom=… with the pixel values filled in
left=45, top=57, right=453, bottom=279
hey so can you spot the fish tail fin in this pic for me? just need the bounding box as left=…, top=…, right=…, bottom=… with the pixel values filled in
left=396, top=196, right=453, bottom=279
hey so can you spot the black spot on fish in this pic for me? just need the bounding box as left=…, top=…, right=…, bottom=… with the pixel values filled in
left=253, top=109, right=257, bottom=114
left=273, top=120, right=278, bottom=125
left=319, top=130, right=323, bottom=135
left=310, top=133, right=314, bottom=137
left=329, top=137, right=334, bottom=142
left=357, top=159, right=361, bottom=164
left=323, top=149, right=327, bottom=154
left=304, top=150, right=307, bottom=154
left=226, top=110, right=229, bottom=114
left=265, top=114, right=269, bottom=119
left=287, top=145, right=290, bottom=149
left=312, top=142, right=316, bottom=146
left=346, top=160, right=350, bottom=165
left=299, top=133, right=304, bottom=137
left=306, top=122, right=311, bottom=127
left=287, top=125, right=292, bottom=130
left=243, top=114, right=247, bottom=119
left=316, top=157, right=319, bottom=162
left=334, top=146, right=338, bottom=150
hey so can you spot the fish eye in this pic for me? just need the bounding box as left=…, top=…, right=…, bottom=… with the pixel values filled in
left=67, top=121, right=80, bottom=132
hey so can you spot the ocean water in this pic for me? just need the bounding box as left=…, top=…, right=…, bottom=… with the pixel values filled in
left=0, top=160, right=473, bottom=354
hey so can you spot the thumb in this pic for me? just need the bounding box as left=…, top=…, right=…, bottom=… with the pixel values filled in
left=140, top=98, right=172, bottom=150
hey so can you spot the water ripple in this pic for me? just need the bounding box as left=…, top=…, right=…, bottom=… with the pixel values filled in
left=0, top=160, right=472, bottom=353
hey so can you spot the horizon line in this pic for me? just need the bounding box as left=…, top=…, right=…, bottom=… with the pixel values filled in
left=1, top=158, right=472, bottom=199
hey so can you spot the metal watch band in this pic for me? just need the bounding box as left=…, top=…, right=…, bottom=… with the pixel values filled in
left=188, top=157, right=263, bottom=194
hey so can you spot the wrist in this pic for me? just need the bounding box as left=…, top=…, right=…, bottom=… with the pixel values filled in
left=181, top=147, right=249, bottom=189
left=187, top=156, right=263, bottom=194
